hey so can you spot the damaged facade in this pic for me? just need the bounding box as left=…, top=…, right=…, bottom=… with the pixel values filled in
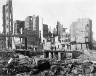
left=70, top=18, right=93, bottom=50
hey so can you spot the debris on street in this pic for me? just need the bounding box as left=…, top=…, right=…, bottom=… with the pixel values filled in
left=0, top=50, right=96, bottom=76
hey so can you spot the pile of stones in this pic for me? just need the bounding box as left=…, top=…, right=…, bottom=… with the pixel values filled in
left=0, top=53, right=96, bottom=76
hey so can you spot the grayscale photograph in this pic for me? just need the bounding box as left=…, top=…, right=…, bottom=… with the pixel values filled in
left=0, top=0, right=96, bottom=76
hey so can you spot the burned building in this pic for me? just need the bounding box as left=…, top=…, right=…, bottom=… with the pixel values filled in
left=70, top=18, right=93, bottom=50
left=2, top=0, right=13, bottom=49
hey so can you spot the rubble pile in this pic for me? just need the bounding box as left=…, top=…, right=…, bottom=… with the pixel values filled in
left=0, top=53, right=51, bottom=75
left=78, top=51, right=96, bottom=61
left=0, top=52, right=96, bottom=76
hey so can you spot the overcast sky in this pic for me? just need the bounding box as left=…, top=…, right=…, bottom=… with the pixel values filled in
left=0, top=0, right=96, bottom=40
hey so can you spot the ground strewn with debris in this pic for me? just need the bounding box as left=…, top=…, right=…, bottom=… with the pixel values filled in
left=0, top=50, right=96, bottom=76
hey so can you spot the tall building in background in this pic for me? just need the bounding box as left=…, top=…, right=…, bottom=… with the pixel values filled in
left=5, top=0, right=13, bottom=34
left=43, top=24, right=48, bottom=38
left=25, top=16, right=35, bottom=46
left=38, top=16, right=43, bottom=43
left=32, top=15, right=43, bottom=43
left=25, top=16, right=33, bottom=30
left=2, top=0, right=13, bottom=49
left=56, top=21, right=63, bottom=36
left=70, top=18, right=93, bottom=50
left=24, top=15, right=43, bottom=46
left=36, top=16, right=39, bottom=38
left=2, top=5, right=6, bottom=49
left=53, top=28, right=57, bottom=35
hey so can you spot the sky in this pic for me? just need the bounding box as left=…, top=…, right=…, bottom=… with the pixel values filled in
left=0, top=0, right=96, bottom=40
